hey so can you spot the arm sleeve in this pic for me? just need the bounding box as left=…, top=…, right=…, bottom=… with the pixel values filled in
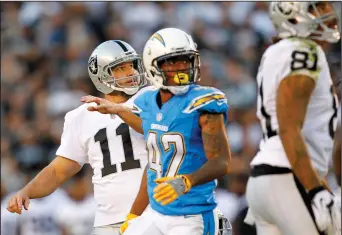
left=55, top=110, right=88, bottom=165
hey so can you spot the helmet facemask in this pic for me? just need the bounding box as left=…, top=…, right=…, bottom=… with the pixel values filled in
left=99, top=54, right=147, bottom=95
left=307, top=2, right=340, bottom=43
left=271, top=2, right=340, bottom=43
left=150, top=51, right=200, bottom=95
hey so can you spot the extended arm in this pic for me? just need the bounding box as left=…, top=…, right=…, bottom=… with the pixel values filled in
left=81, top=95, right=143, bottom=134
left=117, top=107, right=143, bottom=134
left=21, top=156, right=81, bottom=198
left=276, top=74, right=322, bottom=190
left=7, top=156, right=81, bottom=214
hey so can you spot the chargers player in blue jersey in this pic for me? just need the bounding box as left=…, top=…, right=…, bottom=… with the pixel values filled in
left=82, top=28, right=232, bottom=235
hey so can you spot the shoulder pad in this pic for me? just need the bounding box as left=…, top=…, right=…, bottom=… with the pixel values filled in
left=183, top=86, right=228, bottom=114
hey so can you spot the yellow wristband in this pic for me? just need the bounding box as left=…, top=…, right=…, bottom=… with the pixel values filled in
left=127, top=213, right=138, bottom=220
left=181, top=175, right=192, bottom=193
left=120, top=213, right=138, bottom=234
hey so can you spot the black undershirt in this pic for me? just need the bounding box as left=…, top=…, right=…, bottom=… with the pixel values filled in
left=156, top=92, right=163, bottom=109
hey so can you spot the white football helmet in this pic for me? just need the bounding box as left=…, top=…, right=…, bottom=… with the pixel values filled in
left=88, top=40, right=146, bottom=95
left=269, top=2, right=340, bottom=43
left=143, top=28, right=200, bottom=95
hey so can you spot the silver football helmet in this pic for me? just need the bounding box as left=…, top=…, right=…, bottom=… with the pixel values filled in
left=88, top=40, right=146, bottom=95
left=269, top=2, right=340, bottom=43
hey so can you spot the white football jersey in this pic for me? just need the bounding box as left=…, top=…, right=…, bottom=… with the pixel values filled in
left=1, top=190, right=68, bottom=235
left=56, top=87, right=151, bottom=227
left=251, top=38, right=339, bottom=177
left=54, top=195, right=96, bottom=235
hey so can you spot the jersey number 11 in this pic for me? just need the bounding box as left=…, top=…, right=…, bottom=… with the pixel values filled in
left=94, top=123, right=141, bottom=177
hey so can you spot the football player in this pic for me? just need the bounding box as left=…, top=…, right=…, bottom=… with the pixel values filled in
left=82, top=28, right=232, bottom=235
left=245, top=2, right=341, bottom=235
left=6, top=40, right=151, bottom=235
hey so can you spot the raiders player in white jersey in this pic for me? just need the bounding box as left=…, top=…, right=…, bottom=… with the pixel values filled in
left=7, top=40, right=151, bottom=235
left=246, top=2, right=341, bottom=235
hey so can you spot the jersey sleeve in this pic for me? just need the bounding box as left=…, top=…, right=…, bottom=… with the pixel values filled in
left=132, top=89, right=152, bottom=117
left=55, top=108, right=88, bottom=165
left=277, top=38, right=323, bottom=82
left=183, top=87, right=229, bottom=124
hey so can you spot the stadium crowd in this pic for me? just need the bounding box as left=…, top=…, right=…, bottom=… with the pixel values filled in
left=1, top=2, right=340, bottom=235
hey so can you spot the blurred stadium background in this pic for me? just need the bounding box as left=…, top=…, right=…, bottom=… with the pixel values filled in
left=1, top=2, right=341, bottom=235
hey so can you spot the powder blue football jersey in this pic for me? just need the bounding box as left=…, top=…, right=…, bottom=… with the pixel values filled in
left=133, top=84, right=228, bottom=215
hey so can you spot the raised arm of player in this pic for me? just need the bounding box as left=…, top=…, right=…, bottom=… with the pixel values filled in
left=276, top=74, right=323, bottom=191
left=7, top=156, right=81, bottom=214
left=81, top=95, right=143, bottom=134
left=333, top=122, right=341, bottom=186
left=186, top=112, right=231, bottom=186
left=120, top=165, right=149, bottom=234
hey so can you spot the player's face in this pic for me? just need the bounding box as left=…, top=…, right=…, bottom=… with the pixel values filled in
left=110, top=62, right=138, bottom=88
left=159, top=55, right=192, bottom=86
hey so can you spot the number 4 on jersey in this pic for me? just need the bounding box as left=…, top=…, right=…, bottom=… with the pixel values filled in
left=146, top=132, right=185, bottom=178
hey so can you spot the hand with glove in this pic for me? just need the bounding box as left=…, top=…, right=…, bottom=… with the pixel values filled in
left=153, top=175, right=192, bottom=205
left=309, top=186, right=341, bottom=234
left=120, top=213, right=138, bottom=235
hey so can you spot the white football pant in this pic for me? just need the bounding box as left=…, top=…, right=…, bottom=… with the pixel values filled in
left=93, top=223, right=122, bottom=235
left=246, top=165, right=323, bottom=235
left=123, top=205, right=220, bottom=235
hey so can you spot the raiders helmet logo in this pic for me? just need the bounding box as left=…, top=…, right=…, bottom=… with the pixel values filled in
left=88, top=56, right=98, bottom=75
left=277, top=2, right=294, bottom=16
